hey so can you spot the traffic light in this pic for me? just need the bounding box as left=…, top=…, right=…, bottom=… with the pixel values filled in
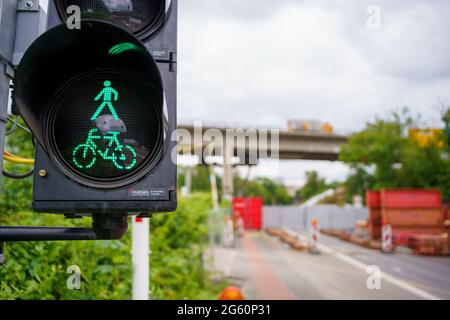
left=13, top=1, right=177, bottom=218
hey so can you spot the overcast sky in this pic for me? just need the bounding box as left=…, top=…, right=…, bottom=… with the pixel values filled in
left=177, top=0, right=450, bottom=186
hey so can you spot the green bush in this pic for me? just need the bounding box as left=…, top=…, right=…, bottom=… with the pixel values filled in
left=0, top=194, right=223, bottom=300
left=150, top=193, right=223, bottom=300
left=0, top=211, right=130, bottom=300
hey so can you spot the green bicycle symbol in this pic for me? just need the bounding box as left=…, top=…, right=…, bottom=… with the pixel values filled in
left=72, top=128, right=137, bottom=171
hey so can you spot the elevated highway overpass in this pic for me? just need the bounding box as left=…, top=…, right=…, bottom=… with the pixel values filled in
left=177, top=124, right=349, bottom=162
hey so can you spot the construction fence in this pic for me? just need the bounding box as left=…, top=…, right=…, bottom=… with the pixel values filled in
left=263, top=205, right=368, bottom=232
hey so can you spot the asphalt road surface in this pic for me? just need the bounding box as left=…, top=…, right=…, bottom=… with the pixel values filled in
left=211, top=231, right=450, bottom=300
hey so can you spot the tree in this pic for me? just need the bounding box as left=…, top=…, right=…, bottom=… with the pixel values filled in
left=343, top=166, right=374, bottom=204
left=296, top=171, right=331, bottom=203
left=234, top=176, right=293, bottom=205
left=340, top=109, right=413, bottom=189
left=178, top=165, right=222, bottom=193
left=340, top=108, right=450, bottom=202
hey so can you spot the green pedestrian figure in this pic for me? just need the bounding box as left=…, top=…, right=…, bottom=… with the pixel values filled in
left=91, top=80, right=119, bottom=121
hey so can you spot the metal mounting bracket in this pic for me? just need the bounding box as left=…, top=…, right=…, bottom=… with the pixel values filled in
left=17, top=0, right=39, bottom=12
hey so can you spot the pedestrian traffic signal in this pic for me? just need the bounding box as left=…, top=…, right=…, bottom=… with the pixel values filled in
left=13, top=0, right=177, bottom=218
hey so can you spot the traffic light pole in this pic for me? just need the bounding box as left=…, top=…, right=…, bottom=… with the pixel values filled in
left=0, top=215, right=129, bottom=264
left=0, top=226, right=97, bottom=241
left=0, top=214, right=128, bottom=242
left=0, top=226, right=96, bottom=266
left=0, top=226, right=97, bottom=265
left=0, top=0, right=17, bottom=192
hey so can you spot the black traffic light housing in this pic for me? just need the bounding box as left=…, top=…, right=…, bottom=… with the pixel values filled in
left=13, top=1, right=178, bottom=216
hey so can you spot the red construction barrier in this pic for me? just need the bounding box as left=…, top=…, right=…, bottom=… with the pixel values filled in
left=380, top=189, right=442, bottom=209
left=368, top=223, right=381, bottom=240
left=232, top=197, right=263, bottom=230
left=366, top=191, right=382, bottom=240
left=443, top=204, right=450, bottom=220
left=393, top=228, right=445, bottom=247
left=382, top=208, right=444, bottom=227
left=380, top=190, right=445, bottom=229
left=366, top=191, right=381, bottom=208
left=409, top=234, right=449, bottom=256
left=366, top=189, right=446, bottom=242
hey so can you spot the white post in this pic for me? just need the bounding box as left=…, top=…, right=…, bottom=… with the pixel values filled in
left=185, top=166, right=193, bottom=195
left=381, top=224, right=393, bottom=253
left=209, top=165, right=220, bottom=211
left=222, top=144, right=234, bottom=201
left=132, top=217, right=150, bottom=300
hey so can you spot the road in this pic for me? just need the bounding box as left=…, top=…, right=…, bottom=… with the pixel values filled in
left=211, top=231, right=450, bottom=300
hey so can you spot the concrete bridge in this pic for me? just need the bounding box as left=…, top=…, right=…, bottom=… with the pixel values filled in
left=177, top=124, right=349, bottom=162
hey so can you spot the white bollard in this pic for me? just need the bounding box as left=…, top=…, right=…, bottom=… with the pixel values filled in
left=236, top=215, right=245, bottom=238
left=381, top=224, right=393, bottom=253
left=132, top=217, right=150, bottom=300
left=225, top=216, right=235, bottom=247
left=308, top=218, right=320, bottom=254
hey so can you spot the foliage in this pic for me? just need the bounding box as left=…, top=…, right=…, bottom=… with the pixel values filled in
left=178, top=166, right=222, bottom=193
left=1, top=117, right=34, bottom=214
left=150, top=193, right=223, bottom=300
left=178, top=165, right=293, bottom=205
left=295, top=171, right=333, bottom=203
left=340, top=108, right=450, bottom=201
left=234, top=176, right=293, bottom=205
left=343, top=166, right=374, bottom=204
left=0, top=212, right=130, bottom=300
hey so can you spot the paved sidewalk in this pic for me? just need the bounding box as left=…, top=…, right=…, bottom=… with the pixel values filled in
left=209, top=232, right=293, bottom=299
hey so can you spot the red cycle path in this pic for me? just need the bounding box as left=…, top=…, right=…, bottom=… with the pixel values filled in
left=242, top=234, right=294, bottom=300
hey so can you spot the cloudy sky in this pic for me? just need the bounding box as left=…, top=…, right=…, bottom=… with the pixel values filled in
left=177, top=0, right=450, bottom=186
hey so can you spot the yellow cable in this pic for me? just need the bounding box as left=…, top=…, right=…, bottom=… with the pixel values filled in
left=4, top=151, right=18, bottom=158
left=3, top=154, right=35, bottom=165
left=4, top=151, right=35, bottom=163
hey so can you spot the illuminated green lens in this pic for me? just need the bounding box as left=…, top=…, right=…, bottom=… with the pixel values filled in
left=53, top=71, right=162, bottom=181
left=72, top=81, right=137, bottom=172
